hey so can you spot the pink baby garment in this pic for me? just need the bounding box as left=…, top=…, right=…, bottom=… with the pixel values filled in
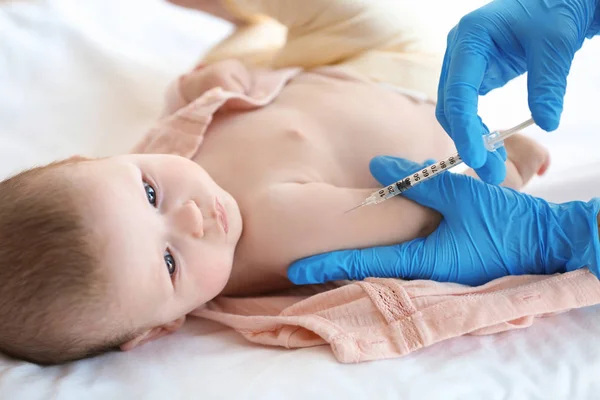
left=192, top=270, right=600, bottom=364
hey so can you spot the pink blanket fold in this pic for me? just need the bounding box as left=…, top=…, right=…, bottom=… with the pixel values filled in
left=192, top=270, right=600, bottom=363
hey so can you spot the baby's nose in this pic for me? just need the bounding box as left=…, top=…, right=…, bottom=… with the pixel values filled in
left=171, top=200, right=204, bottom=238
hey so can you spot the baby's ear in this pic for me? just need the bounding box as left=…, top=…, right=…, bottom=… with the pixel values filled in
left=119, top=316, right=186, bottom=351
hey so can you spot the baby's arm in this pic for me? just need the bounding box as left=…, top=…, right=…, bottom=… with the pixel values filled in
left=246, top=183, right=441, bottom=271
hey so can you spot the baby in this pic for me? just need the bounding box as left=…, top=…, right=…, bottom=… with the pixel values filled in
left=0, top=0, right=550, bottom=364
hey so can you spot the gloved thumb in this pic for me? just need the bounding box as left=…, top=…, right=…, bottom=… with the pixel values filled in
left=287, top=251, right=359, bottom=284
left=288, top=241, right=430, bottom=284
left=526, top=38, right=576, bottom=132
left=288, top=238, right=435, bottom=284
left=369, top=156, right=431, bottom=186
left=369, top=156, right=449, bottom=211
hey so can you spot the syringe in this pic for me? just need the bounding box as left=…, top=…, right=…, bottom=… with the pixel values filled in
left=345, top=117, right=536, bottom=213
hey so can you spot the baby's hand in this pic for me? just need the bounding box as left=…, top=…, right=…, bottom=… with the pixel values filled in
left=180, top=59, right=253, bottom=103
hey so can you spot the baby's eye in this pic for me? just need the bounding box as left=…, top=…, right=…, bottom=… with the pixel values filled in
left=164, top=250, right=176, bottom=276
left=144, top=182, right=157, bottom=206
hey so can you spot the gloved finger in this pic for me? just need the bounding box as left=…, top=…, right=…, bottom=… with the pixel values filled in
left=472, top=150, right=507, bottom=185
left=435, top=27, right=458, bottom=135
left=478, top=57, right=525, bottom=95
left=287, top=241, right=429, bottom=284
left=287, top=249, right=372, bottom=284
left=496, top=145, right=507, bottom=162
left=526, top=35, right=576, bottom=132
left=443, top=40, right=489, bottom=169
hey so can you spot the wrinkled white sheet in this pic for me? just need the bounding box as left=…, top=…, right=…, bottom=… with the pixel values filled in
left=1, top=1, right=600, bottom=399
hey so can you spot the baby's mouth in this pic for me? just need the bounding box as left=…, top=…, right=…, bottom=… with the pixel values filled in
left=215, top=197, right=229, bottom=234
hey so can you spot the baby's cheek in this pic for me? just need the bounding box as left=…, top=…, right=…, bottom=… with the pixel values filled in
left=190, top=255, right=234, bottom=301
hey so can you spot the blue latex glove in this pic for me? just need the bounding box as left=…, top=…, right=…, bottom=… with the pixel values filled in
left=437, top=0, right=600, bottom=184
left=288, top=156, right=600, bottom=286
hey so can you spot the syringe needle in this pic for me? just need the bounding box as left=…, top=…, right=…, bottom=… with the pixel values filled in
left=344, top=202, right=367, bottom=214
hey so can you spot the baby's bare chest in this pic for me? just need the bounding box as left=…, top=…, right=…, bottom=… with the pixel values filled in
left=194, top=73, right=452, bottom=193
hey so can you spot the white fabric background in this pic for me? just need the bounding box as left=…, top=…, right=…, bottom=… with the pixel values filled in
left=1, top=1, right=600, bottom=399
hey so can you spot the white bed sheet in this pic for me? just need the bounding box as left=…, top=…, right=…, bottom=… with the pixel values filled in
left=2, top=1, right=600, bottom=399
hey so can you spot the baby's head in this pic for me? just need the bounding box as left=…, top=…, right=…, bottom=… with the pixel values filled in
left=0, top=154, right=242, bottom=364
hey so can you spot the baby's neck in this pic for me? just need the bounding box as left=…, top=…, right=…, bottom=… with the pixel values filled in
left=221, top=244, right=294, bottom=297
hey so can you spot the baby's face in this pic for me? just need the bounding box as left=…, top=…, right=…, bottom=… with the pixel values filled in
left=67, top=154, right=242, bottom=342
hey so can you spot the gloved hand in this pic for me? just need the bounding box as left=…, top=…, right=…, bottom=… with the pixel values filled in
left=437, top=0, right=600, bottom=184
left=288, top=156, right=600, bottom=286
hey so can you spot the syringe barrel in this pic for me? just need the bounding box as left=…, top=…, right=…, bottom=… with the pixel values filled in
left=372, top=153, right=463, bottom=203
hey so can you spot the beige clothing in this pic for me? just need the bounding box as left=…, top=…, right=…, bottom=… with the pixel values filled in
left=210, top=0, right=442, bottom=101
